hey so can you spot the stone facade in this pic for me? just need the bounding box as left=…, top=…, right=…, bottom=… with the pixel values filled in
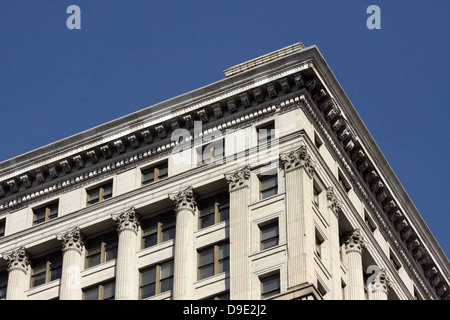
left=0, top=43, right=448, bottom=300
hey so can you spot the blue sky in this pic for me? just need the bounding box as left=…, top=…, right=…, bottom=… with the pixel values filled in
left=0, top=1, right=449, bottom=258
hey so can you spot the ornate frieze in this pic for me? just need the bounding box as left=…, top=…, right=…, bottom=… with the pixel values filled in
left=112, top=207, right=140, bottom=234
left=280, top=145, right=315, bottom=176
left=1, top=247, right=30, bottom=274
left=344, top=229, right=366, bottom=254
left=224, top=166, right=251, bottom=192
left=169, top=186, right=197, bottom=214
left=57, top=227, right=85, bottom=254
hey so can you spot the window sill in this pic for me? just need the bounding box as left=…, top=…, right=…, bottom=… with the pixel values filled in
left=195, top=271, right=229, bottom=290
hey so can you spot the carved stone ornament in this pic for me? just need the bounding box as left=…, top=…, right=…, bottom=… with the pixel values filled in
left=326, top=187, right=342, bottom=218
left=57, top=227, right=85, bottom=254
left=1, top=247, right=30, bottom=274
left=370, top=268, right=390, bottom=293
left=344, top=229, right=366, bottom=254
left=280, top=145, right=315, bottom=175
left=225, top=166, right=251, bottom=192
left=112, top=207, right=140, bottom=234
left=169, top=186, right=197, bottom=214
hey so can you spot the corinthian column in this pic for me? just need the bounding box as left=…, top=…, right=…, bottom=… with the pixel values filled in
left=57, top=227, right=84, bottom=300
left=280, top=145, right=315, bottom=288
left=225, top=166, right=251, bottom=300
left=169, top=186, right=196, bottom=300
left=369, top=268, right=389, bottom=300
left=112, top=207, right=140, bottom=300
left=2, top=247, right=30, bottom=300
left=343, top=229, right=366, bottom=300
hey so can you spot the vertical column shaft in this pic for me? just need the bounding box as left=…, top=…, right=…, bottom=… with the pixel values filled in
left=170, top=187, right=196, bottom=300
left=281, top=146, right=316, bottom=288
left=58, top=227, right=84, bottom=300
left=343, top=229, right=366, bottom=300
left=2, top=247, right=29, bottom=300
left=225, top=166, right=251, bottom=300
left=112, top=207, right=140, bottom=300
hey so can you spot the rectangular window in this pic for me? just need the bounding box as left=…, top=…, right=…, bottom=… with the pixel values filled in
left=259, top=174, right=278, bottom=200
left=389, top=250, right=401, bottom=271
left=83, top=280, right=115, bottom=300
left=313, top=184, right=321, bottom=207
left=257, top=122, right=275, bottom=147
left=87, top=182, right=113, bottom=205
left=364, top=211, right=376, bottom=233
left=260, top=220, right=279, bottom=250
left=338, top=171, right=351, bottom=193
left=198, top=192, right=229, bottom=229
left=30, top=252, right=62, bottom=288
left=198, top=242, right=229, bottom=280
left=33, top=201, right=58, bottom=225
left=197, top=139, right=224, bottom=165
left=0, top=219, right=5, bottom=238
left=142, top=161, right=168, bottom=185
left=141, top=212, right=176, bottom=249
left=85, top=231, right=118, bottom=268
left=260, top=272, right=280, bottom=299
left=0, top=270, right=7, bottom=299
left=140, top=260, right=174, bottom=299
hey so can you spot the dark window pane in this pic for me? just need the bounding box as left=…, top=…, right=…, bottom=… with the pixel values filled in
left=102, top=282, right=115, bottom=300
left=143, top=234, right=158, bottom=248
left=261, top=188, right=277, bottom=199
left=141, top=283, right=156, bottom=299
left=219, top=258, right=229, bottom=273
left=199, top=264, right=215, bottom=280
left=84, top=287, right=99, bottom=300
left=219, top=205, right=229, bottom=222
left=87, top=189, right=100, bottom=204
left=142, top=170, right=155, bottom=184
left=31, top=273, right=46, bottom=287
left=86, top=253, right=101, bottom=268
left=262, top=238, right=279, bottom=250
left=158, top=165, right=168, bottom=180
left=0, top=287, right=6, bottom=299
left=261, top=176, right=277, bottom=190
left=199, top=248, right=214, bottom=266
left=261, top=223, right=279, bottom=241
left=161, top=226, right=175, bottom=242
left=160, top=277, right=173, bottom=293
left=141, top=267, right=156, bottom=286
left=105, top=246, right=117, bottom=262
left=0, top=220, right=5, bottom=237
left=199, top=213, right=215, bottom=229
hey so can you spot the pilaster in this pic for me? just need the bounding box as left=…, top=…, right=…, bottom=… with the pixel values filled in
left=225, top=166, right=251, bottom=299
left=2, top=247, right=30, bottom=300
left=57, top=227, right=84, bottom=300
left=280, top=146, right=315, bottom=288
left=112, top=207, right=140, bottom=300
left=169, top=187, right=197, bottom=300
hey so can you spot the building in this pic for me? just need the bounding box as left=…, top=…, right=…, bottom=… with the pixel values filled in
left=0, top=43, right=448, bottom=300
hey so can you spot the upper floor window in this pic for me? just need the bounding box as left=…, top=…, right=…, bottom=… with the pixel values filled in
left=0, top=270, right=7, bottom=299
left=142, top=161, right=168, bottom=185
left=197, top=242, right=229, bottom=280
left=338, top=171, right=351, bottom=193
left=197, top=139, right=224, bottom=165
left=87, top=182, right=112, bottom=205
left=30, top=252, right=62, bottom=288
left=313, top=183, right=321, bottom=208
left=259, top=173, right=278, bottom=200
left=315, top=229, right=324, bottom=258
left=33, top=201, right=58, bottom=225
left=83, top=280, right=115, bottom=300
left=140, top=260, right=174, bottom=299
left=85, top=231, right=118, bottom=268
left=260, top=220, right=279, bottom=251
left=260, top=272, right=280, bottom=299
left=0, top=219, right=5, bottom=238
left=257, top=122, right=275, bottom=147
left=364, top=211, right=377, bottom=233
left=141, top=212, right=176, bottom=249
left=198, top=192, right=229, bottom=229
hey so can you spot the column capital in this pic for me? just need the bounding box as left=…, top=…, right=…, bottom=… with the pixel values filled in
left=326, top=187, right=342, bottom=218
left=169, top=186, right=197, bottom=214
left=344, top=229, right=366, bottom=254
left=280, top=145, right=315, bottom=176
left=112, top=207, right=141, bottom=234
left=370, top=268, right=391, bottom=294
left=1, top=247, right=30, bottom=274
left=225, top=166, right=251, bottom=192
left=57, top=227, right=85, bottom=254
